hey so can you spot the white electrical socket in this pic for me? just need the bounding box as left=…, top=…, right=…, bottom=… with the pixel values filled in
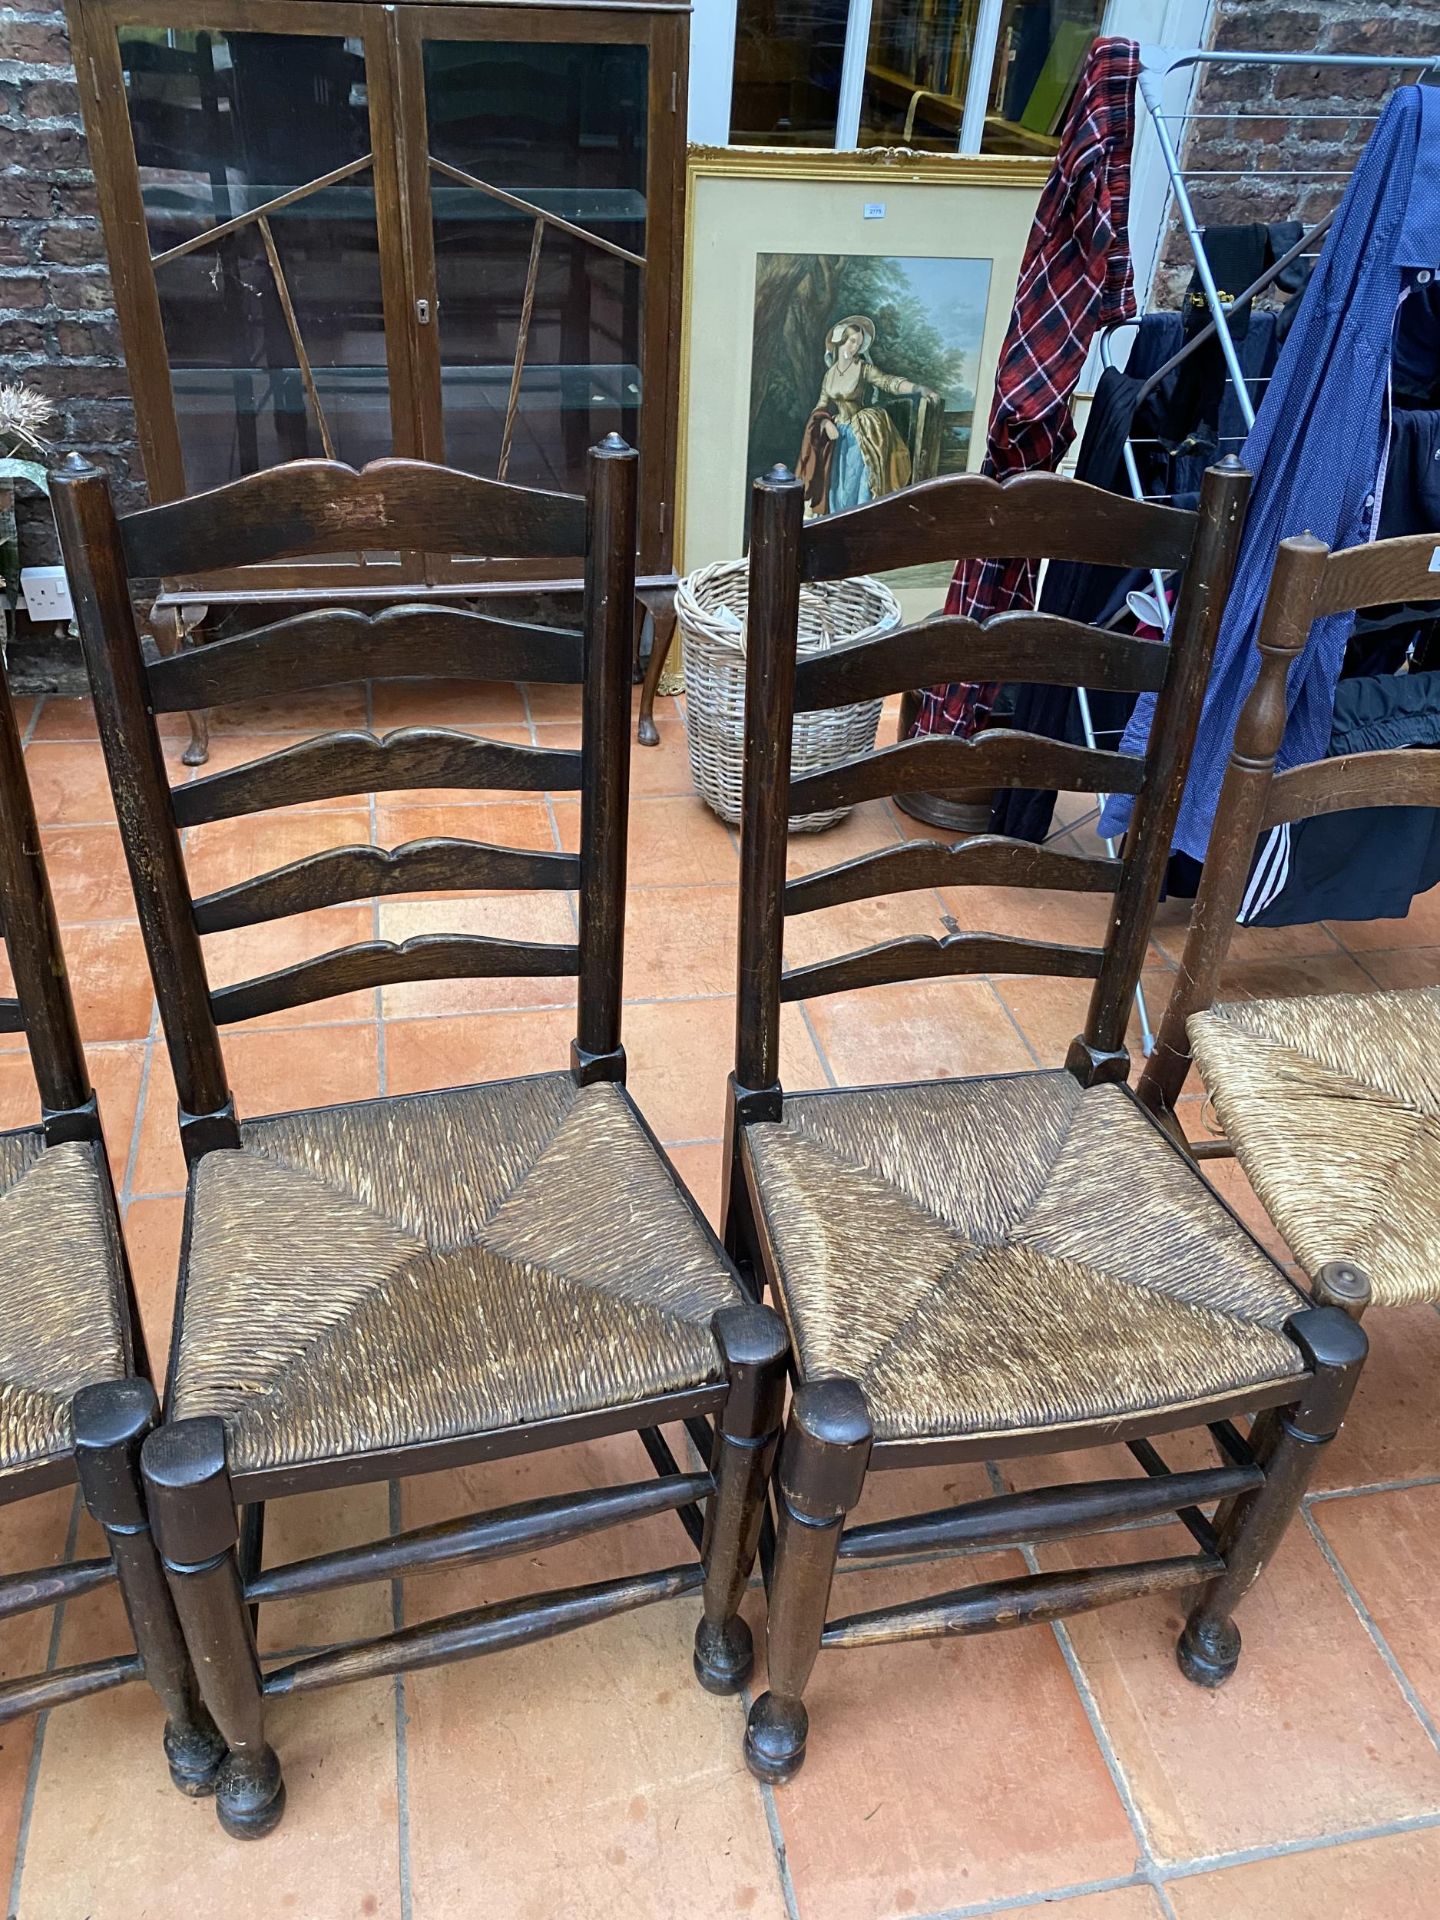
left=19, top=566, right=74, bottom=623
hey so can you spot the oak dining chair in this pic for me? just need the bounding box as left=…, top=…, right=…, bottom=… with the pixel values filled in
left=53, top=438, right=786, bottom=1839
left=1139, top=528, right=1440, bottom=1325
left=0, top=646, right=224, bottom=1794
left=724, top=456, right=1368, bottom=1786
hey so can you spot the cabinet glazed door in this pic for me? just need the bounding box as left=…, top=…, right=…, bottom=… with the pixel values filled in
left=397, top=7, right=682, bottom=578
left=83, top=0, right=415, bottom=507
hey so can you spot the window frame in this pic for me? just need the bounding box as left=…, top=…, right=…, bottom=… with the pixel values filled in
left=690, top=0, right=1212, bottom=156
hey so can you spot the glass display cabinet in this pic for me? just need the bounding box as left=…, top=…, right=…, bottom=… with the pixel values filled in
left=66, top=0, right=687, bottom=746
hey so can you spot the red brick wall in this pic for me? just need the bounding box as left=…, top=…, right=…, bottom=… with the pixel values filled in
left=0, top=2, right=137, bottom=580
left=1152, top=2, right=1440, bottom=302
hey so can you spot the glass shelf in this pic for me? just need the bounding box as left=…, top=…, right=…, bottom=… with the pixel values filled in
left=140, top=182, right=648, bottom=230
left=169, top=363, right=643, bottom=408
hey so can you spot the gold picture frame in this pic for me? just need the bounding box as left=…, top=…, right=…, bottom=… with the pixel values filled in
left=676, top=146, right=1047, bottom=596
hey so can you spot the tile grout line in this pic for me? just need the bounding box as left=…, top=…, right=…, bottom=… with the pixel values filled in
left=898, top=1807, right=1440, bottom=1919
left=795, top=1002, right=837, bottom=1088
left=1154, top=1803, right=1440, bottom=1883
left=900, top=1869, right=1155, bottom=1920
left=18, top=696, right=43, bottom=752
left=1300, top=1502, right=1440, bottom=1754
left=985, top=1466, right=1173, bottom=1912
left=7, top=1487, right=84, bottom=1919
left=898, top=1801, right=1440, bottom=1920
left=736, top=1673, right=802, bottom=1920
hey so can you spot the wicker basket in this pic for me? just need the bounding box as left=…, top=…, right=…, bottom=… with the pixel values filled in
left=677, top=559, right=901, bottom=831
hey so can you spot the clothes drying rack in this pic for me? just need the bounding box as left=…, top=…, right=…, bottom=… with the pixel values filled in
left=1078, top=43, right=1440, bottom=1052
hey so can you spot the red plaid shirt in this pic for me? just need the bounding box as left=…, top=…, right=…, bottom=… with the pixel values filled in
left=913, top=37, right=1140, bottom=739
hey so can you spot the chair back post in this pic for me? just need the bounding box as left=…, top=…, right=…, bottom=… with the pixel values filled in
left=573, top=433, right=639, bottom=1083
left=1069, top=456, right=1253, bottom=1085
left=1137, top=532, right=1329, bottom=1115
left=51, top=455, right=236, bottom=1150
left=0, top=661, right=93, bottom=1131
left=733, top=466, right=805, bottom=1115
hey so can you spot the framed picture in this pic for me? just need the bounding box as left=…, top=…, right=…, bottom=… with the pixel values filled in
left=677, top=148, right=1046, bottom=608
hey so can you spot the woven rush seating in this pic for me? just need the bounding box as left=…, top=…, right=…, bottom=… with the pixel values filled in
left=0, top=1132, right=128, bottom=1476
left=1137, top=526, right=1440, bottom=1326
left=743, top=1071, right=1306, bottom=1445
left=1189, top=986, right=1440, bottom=1309
left=175, top=1076, right=743, bottom=1474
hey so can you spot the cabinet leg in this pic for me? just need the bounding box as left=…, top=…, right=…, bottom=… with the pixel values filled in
left=142, top=1419, right=286, bottom=1839
left=152, top=601, right=211, bottom=766
left=637, top=586, right=679, bottom=746
left=745, top=1380, right=871, bottom=1785
left=72, top=1381, right=226, bottom=1797
left=693, top=1305, right=788, bottom=1694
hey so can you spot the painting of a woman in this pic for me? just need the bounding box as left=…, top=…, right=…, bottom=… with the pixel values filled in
left=796, top=315, right=940, bottom=517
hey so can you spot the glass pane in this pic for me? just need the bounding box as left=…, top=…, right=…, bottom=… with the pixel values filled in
left=731, top=0, right=849, bottom=146
left=859, top=0, right=973, bottom=150
left=982, top=0, right=1103, bottom=154
left=119, top=27, right=390, bottom=490
left=858, top=0, right=1102, bottom=153
left=422, top=40, right=646, bottom=494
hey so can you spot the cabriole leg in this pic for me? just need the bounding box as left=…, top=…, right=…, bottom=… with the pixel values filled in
left=72, top=1380, right=226, bottom=1797
left=142, top=1419, right=285, bottom=1839
left=1179, top=1306, right=1367, bottom=1688
left=694, top=1305, right=788, bottom=1694
left=745, top=1379, right=871, bottom=1785
left=635, top=586, right=678, bottom=747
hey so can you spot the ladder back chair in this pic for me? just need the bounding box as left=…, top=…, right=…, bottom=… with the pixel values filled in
left=727, top=458, right=1368, bottom=1786
left=53, top=442, right=786, bottom=1840
left=1139, top=529, right=1440, bottom=1324
left=0, top=649, right=225, bottom=1793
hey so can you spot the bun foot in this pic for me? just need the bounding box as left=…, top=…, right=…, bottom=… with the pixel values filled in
left=164, top=1718, right=226, bottom=1798
left=1177, top=1616, right=1242, bottom=1689
left=216, top=1745, right=286, bottom=1839
left=694, top=1615, right=754, bottom=1695
left=744, top=1691, right=807, bottom=1785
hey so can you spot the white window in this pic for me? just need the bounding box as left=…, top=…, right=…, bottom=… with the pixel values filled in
left=691, top=0, right=1213, bottom=162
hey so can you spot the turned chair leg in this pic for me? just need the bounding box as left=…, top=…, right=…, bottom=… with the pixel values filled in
left=745, top=1379, right=871, bottom=1785
left=142, top=1418, right=286, bottom=1839
left=72, top=1381, right=226, bottom=1797
left=1179, top=1305, right=1367, bottom=1688
left=693, top=1305, right=788, bottom=1694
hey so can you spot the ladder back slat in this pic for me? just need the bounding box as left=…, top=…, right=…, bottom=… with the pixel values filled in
left=788, top=732, right=1145, bottom=816
left=785, top=836, right=1121, bottom=916
left=147, top=606, right=585, bottom=713
left=793, top=612, right=1169, bottom=714
left=192, top=839, right=580, bottom=934
left=172, top=729, right=584, bottom=826
left=780, top=933, right=1104, bottom=1002
left=799, top=471, right=1198, bottom=584
left=121, top=457, right=586, bottom=577
left=1261, top=747, right=1440, bottom=830
left=1316, top=529, right=1440, bottom=618
left=211, top=933, right=581, bottom=1025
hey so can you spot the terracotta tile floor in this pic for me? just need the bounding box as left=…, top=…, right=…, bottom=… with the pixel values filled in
left=5, top=682, right=1440, bottom=1918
